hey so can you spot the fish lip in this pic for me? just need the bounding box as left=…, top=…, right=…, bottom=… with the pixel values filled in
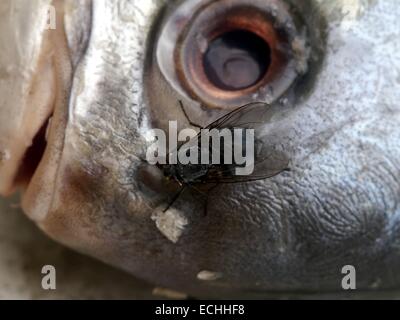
left=0, top=34, right=58, bottom=196
left=0, top=1, right=89, bottom=222
left=20, top=2, right=73, bottom=222
left=0, top=0, right=92, bottom=210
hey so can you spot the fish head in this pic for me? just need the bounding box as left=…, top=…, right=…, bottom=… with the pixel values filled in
left=0, top=0, right=399, bottom=298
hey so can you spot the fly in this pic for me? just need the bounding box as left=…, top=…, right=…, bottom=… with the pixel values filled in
left=157, top=101, right=290, bottom=213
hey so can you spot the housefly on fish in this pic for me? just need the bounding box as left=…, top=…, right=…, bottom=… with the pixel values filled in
left=150, top=102, right=291, bottom=213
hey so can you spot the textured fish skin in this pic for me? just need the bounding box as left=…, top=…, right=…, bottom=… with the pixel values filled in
left=2, top=0, right=400, bottom=298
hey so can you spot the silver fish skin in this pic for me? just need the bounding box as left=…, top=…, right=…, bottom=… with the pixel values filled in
left=1, top=0, right=400, bottom=298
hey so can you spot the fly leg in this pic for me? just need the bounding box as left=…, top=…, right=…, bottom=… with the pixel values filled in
left=163, top=185, right=187, bottom=213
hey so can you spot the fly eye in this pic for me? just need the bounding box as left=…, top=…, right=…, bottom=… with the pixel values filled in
left=152, top=0, right=325, bottom=110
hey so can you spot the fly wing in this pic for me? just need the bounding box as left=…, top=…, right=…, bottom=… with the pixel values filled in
left=201, top=148, right=289, bottom=183
left=202, top=102, right=290, bottom=183
left=206, top=102, right=277, bottom=130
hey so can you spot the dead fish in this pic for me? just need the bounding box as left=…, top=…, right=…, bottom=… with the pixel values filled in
left=0, top=0, right=400, bottom=298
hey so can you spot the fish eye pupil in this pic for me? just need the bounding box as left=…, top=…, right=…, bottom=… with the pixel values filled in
left=203, top=29, right=271, bottom=91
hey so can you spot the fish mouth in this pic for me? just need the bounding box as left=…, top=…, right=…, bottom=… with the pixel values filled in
left=12, top=54, right=58, bottom=196
left=0, top=2, right=72, bottom=221
left=0, top=33, right=58, bottom=197
left=14, top=114, right=53, bottom=194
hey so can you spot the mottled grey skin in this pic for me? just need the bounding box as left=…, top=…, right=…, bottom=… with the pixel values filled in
left=27, top=0, right=400, bottom=297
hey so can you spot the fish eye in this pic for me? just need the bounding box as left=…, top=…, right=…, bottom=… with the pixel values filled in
left=152, top=0, right=326, bottom=110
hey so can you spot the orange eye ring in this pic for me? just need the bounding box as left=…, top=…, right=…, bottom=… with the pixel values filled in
left=176, top=2, right=292, bottom=108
